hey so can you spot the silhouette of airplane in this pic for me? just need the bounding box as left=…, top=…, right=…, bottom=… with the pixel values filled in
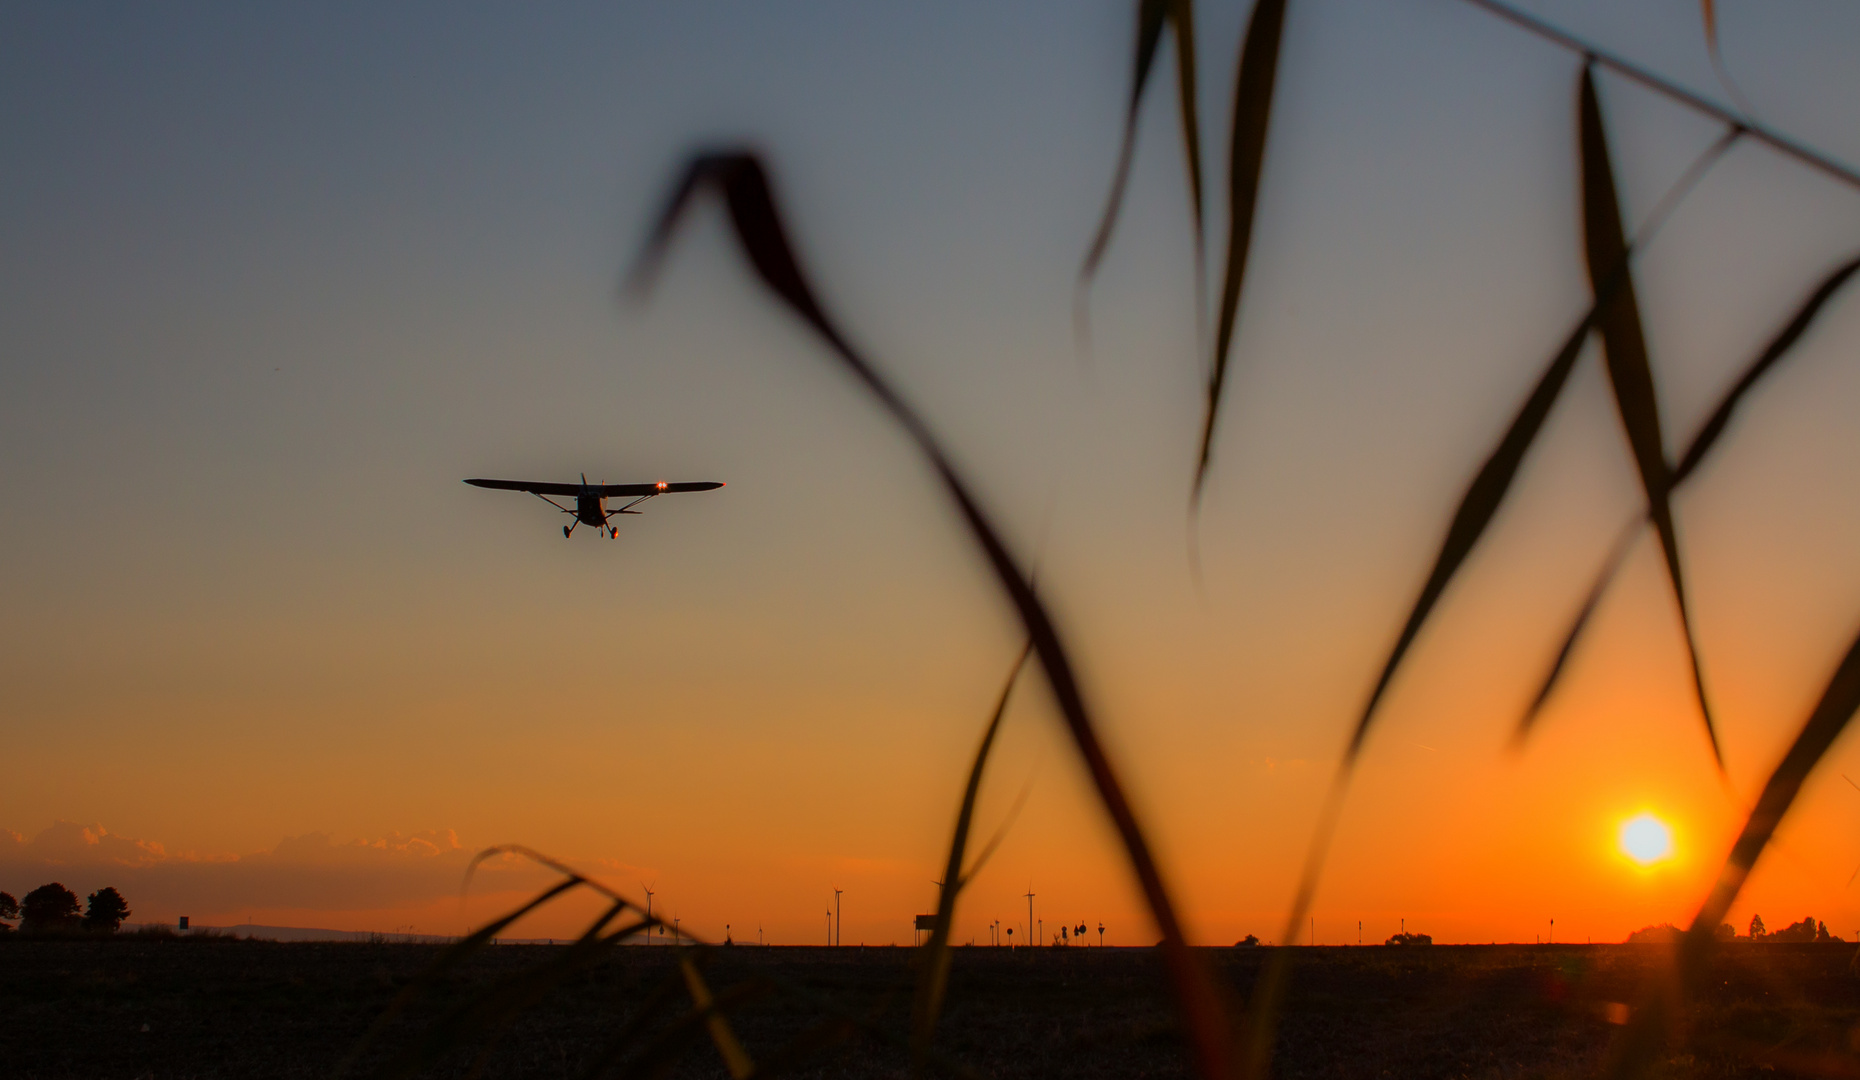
left=464, top=474, right=724, bottom=538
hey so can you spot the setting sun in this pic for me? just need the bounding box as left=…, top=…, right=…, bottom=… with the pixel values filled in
left=1619, top=813, right=1675, bottom=867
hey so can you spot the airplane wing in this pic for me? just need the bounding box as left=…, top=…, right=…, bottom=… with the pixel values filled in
left=598, top=482, right=725, bottom=496
left=464, top=479, right=725, bottom=496
left=464, top=478, right=582, bottom=496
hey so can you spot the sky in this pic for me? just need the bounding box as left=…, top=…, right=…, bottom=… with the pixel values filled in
left=4, top=0, right=1860, bottom=947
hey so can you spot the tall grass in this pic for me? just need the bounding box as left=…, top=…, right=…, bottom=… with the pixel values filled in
left=354, top=3, right=1860, bottom=1078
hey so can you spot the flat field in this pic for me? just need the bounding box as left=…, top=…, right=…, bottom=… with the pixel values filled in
left=5, top=939, right=1859, bottom=1079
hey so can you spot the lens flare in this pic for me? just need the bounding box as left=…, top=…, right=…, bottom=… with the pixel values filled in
left=1619, top=813, right=1674, bottom=866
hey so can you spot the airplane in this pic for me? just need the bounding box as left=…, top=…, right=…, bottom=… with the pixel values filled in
left=464, top=473, right=724, bottom=538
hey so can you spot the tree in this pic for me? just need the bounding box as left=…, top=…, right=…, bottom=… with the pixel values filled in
left=20, top=883, right=81, bottom=933
left=1770, top=916, right=1820, bottom=942
left=1749, top=914, right=1767, bottom=939
left=0, top=891, right=17, bottom=933
left=83, top=887, right=131, bottom=933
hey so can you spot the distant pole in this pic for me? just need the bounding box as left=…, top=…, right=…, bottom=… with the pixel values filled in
left=1358, top=921, right=1362, bottom=946
left=1549, top=918, right=1554, bottom=944
left=827, top=910, right=831, bottom=946
left=1024, top=887, right=1035, bottom=951
left=833, top=888, right=843, bottom=948
left=643, top=887, right=655, bottom=946
left=1310, top=916, right=1315, bottom=946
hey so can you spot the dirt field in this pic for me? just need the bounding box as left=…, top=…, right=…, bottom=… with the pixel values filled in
left=5, top=938, right=1859, bottom=1079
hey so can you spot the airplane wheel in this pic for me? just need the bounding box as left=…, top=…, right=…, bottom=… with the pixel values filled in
left=563, top=526, right=572, bottom=538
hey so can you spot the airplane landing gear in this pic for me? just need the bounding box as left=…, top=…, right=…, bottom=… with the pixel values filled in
left=563, top=525, right=572, bottom=538
left=609, top=527, right=618, bottom=539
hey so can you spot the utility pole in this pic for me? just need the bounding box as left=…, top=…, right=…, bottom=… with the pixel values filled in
left=1024, top=887, right=1035, bottom=951
left=1358, top=920, right=1362, bottom=946
left=643, top=886, right=655, bottom=946
left=1549, top=918, right=1554, bottom=944
left=1310, top=916, right=1315, bottom=946
left=833, top=888, right=843, bottom=947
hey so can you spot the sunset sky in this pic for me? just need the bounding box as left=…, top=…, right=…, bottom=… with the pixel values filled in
left=5, top=0, right=1860, bottom=947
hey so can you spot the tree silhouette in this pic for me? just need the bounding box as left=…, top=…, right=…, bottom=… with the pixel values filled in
left=20, top=883, right=80, bottom=933
left=83, top=887, right=131, bottom=933
left=0, top=891, right=17, bottom=933
left=1749, top=914, right=1767, bottom=939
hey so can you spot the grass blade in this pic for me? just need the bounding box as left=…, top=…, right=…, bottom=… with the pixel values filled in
left=1513, top=517, right=1642, bottom=743
left=369, top=905, right=643, bottom=1080
left=680, top=956, right=756, bottom=1079
left=1247, top=67, right=1700, bottom=1076
left=1077, top=0, right=1204, bottom=348
left=1196, top=0, right=1287, bottom=508
left=1580, top=64, right=1721, bottom=769
left=1698, top=0, right=1759, bottom=119
left=1518, top=252, right=1860, bottom=741
left=334, top=875, right=586, bottom=1078
left=1674, top=254, right=1860, bottom=485
left=629, top=151, right=1233, bottom=1080
left=1348, top=312, right=1594, bottom=767
left=911, top=642, right=1032, bottom=1074
left=1605, top=621, right=1860, bottom=1078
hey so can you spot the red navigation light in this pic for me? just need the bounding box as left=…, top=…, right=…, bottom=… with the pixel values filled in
left=656, top=481, right=668, bottom=491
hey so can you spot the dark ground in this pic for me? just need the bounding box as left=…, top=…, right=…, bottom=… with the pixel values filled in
left=5, top=938, right=1860, bottom=1079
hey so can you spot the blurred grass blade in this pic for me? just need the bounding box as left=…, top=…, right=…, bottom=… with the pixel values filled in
left=680, top=956, right=755, bottom=1079
left=961, top=773, right=1036, bottom=886
left=1346, top=308, right=1596, bottom=766
left=1674, top=254, right=1860, bottom=484
left=1580, top=65, right=1722, bottom=769
left=1256, top=68, right=1670, bottom=1076
left=371, top=904, right=640, bottom=1080
left=1513, top=517, right=1642, bottom=743
left=570, top=970, right=687, bottom=1080
left=629, top=151, right=1233, bottom=1080
left=1197, top=0, right=1287, bottom=508
left=614, top=979, right=773, bottom=1080
left=1519, top=252, right=1860, bottom=742
left=1698, top=0, right=1758, bottom=119
left=1606, top=621, right=1860, bottom=1079
left=912, top=641, right=1033, bottom=1074
left=1077, top=0, right=1204, bottom=344
left=335, top=875, right=585, bottom=1078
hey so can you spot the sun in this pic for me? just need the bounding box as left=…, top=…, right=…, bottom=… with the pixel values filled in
left=1619, top=813, right=1674, bottom=866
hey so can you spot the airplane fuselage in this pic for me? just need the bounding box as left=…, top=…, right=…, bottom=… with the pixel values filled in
left=576, top=487, right=608, bottom=526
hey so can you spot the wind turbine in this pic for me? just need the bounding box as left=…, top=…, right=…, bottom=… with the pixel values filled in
left=642, top=885, right=655, bottom=945
left=833, top=887, right=843, bottom=947
left=1024, top=885, right=1035, bottom=950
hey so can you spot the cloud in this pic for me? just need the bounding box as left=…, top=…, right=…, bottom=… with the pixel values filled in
left=0, top=822, right=559, bottom=919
